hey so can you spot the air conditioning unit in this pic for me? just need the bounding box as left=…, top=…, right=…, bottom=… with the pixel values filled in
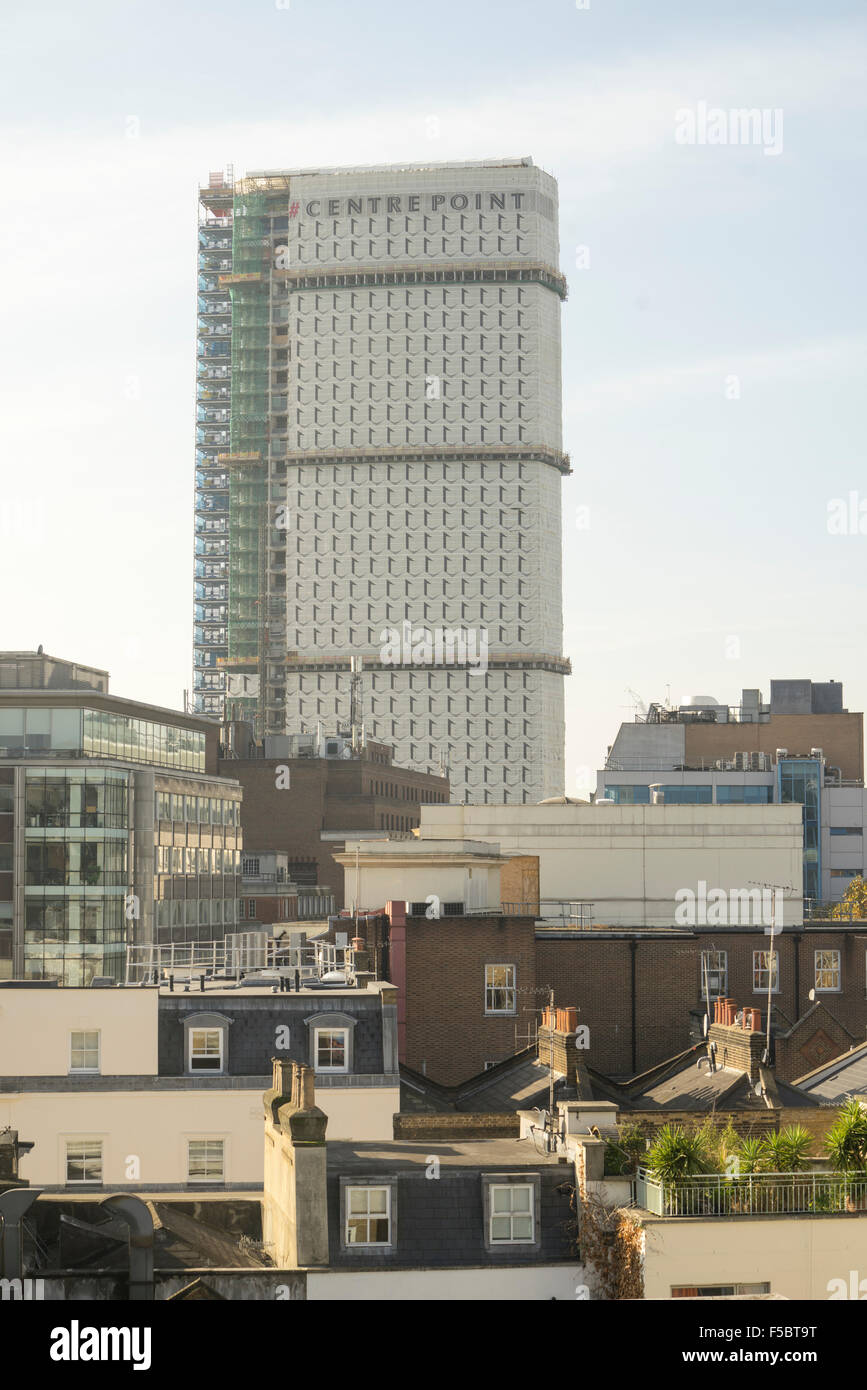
left=775, top=748, right=788, bottom=760
left=810, top=748, right=824, bottom=761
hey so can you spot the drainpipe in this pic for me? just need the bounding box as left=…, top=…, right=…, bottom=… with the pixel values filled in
left=793, top=931, right=801, bottom=1022
left=630, top=939, right=638, bottom=1074
left=100, top=1194, right=154, bottom=1301
left=0, top=1188, right=42, bottom=1280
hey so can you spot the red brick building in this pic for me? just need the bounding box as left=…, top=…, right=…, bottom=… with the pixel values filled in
left=356, top=908, right=867, bottom=1085
left=219, top=734, right=448, bottom=909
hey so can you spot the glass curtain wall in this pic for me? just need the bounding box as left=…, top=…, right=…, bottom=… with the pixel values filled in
left=23, top=769, right=130, bottom=985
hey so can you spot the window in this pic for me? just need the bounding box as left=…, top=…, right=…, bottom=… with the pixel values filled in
left=187, top=1138, right=225, bottom=1182
left=188, top=1028, right=223, bottom=1071
left=66, top=1139, right=103, bottom=1185
left=672, top=1282, right=770, bottom=1298
left=242, top=857, right=260, bottom=875
left=489, top=1183, right=534, bottom=1243
left=752, top=950, right=779, bottom=993
left=830, top=826, right=862, bottom=836
left=315, top=1027, right=348, bottom=1072
left=700, top=951, right=727, bottom=1001
left=815, top=949, right=841, bottom=992
left=345, top=1186, right=391, bottom=1245
left=715, top=785, right=774, bottom=805
left=69, top=1030, right=100, bottom=1073
left=485, top=964, right=516, bottom=1014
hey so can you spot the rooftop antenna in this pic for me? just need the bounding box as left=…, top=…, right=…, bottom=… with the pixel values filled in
left=748, top=879, right=795, bottom=1065
left=546, top=985, right=557, bottom=1151
left=349, top=656, right=364, bottom=750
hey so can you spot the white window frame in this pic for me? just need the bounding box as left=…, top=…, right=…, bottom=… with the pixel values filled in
left=344, top=1185, right=392, bottom=1246
left=484, top=963, right=516, bottom=1015
left=488, top=1182, right=535, bottom=1244
left=187, top=1027, right=224, bottom=1073
left=314, top=1026, right=349, bottom=1073
left=65, top=1138, right=103, bottom=1185
left=815, top=949, right=841, bottom=993
left=186, top=1137, right=225, bottom=1183
left=700, top=950, right=728, bottom=1000
left=752, top=950, right=779, bottom=994
left=672, top=1282, right=770, bottom=1298
left=69, top=1029, right=101, bottom=1074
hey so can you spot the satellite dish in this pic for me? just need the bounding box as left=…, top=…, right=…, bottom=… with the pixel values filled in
left=754, top=1081, right=763, bottom=1096
left=808, top=988, right=816, bottom=1002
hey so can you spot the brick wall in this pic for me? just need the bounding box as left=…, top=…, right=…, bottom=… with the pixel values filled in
left=405, top=923, right=867, bottom=1085
left=775, top=1007, right=858, bottom=1082
left=708, top=1021, right=765, bottom=1081
left=393, top=1112, right=519, bottom=1141
left=220, top=756, right=448, bottom=908
left=400, top=914, right=537, bottom=1084
left=538, top=1025, right=577, bottom=1082
left=685, top=712, right=864, bottom=781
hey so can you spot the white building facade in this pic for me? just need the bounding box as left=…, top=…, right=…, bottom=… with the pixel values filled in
left=217, top=159, right=569, bottom=805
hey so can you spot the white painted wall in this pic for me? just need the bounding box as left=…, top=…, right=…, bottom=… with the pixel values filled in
left=1, top=1085, right=399, bottom=1188
left=419, top=805, right=804, bottom=926
left=643, top=1214, right=867, bottom=1301
left=0, top=987, right=159, bottom=1076
left=308, top=1264, right=585, bottom=1301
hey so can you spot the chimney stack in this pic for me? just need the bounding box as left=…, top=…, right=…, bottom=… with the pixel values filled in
left=708, top=1003, right=766, bottom=1082
left=262, top=1061, right=329, bottom=1267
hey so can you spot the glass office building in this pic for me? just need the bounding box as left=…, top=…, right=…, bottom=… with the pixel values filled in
left=779, top=757, right=822, bottom=902
left=0, top=654, right=243, bottom=985
left=0, top=706, right=205, bottom=772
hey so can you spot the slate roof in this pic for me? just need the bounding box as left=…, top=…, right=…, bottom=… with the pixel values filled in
left=793, top=1038, right=867, bottom=1103
left=326, top=1137, right=576, bottom=1269
left=401, top=1036, right=821, bottom=1118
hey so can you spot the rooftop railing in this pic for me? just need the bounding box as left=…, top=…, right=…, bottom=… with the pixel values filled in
left=473, top=900, right=595, bottom=928
left=634, top=1168, right=867, bottom=1217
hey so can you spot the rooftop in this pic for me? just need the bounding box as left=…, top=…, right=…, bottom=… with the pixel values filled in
left=245, top=157, right=535, bottom=178
left=326, top=1137, right=565, bottom=1171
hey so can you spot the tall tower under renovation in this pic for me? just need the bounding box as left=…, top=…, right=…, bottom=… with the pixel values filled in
left=194, top=159, right=569, bottom=802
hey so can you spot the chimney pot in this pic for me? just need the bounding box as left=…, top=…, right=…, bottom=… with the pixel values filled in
left=299, top=1064, right=316, bottom=1111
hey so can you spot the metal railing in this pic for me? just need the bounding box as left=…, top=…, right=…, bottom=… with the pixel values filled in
left=497, top=900, right=595, bottom=928
left=124, top=935, right=348, bottom=986
left=804, top=900, right=866, bottom=922
left=634, top=1168, right=867, bottom=1217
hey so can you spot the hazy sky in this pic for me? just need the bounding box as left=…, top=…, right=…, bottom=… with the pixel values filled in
left=1, top=0, right=865, bottom=794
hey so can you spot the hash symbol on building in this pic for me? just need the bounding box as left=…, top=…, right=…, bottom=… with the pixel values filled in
left=288, top=202, right=300, bottom=218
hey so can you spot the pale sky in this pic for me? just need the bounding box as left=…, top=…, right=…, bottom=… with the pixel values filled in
left=1, top=0, right=865, bottom=794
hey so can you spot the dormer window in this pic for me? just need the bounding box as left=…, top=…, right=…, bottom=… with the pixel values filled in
left=181, top=1012, right=232, bottom=1075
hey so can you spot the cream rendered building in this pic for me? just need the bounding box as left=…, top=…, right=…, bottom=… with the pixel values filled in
left=414, top=802, right=805, bottom=925
left=0, top=980, right=399, bottom=1190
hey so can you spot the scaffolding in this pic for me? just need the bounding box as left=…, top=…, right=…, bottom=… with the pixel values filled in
left=226, top=190, right=271, bottom=734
